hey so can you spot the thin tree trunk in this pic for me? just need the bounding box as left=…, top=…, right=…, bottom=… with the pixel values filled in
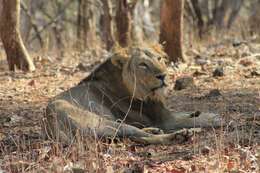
left=77, top=0, right=82, bottom=40
left=0, top=0, right=35, bottom=72
left=209, top=0, right=220, bottom=26
left=249, top=0, right=260, bottom=36
left=159, top=0, right=185, bottom=63
left=76, top=0, right=96, bottom=49
left=227, top=0, right=243, bottom=28
left=131, top=1, right=144, bottom=44
left=82, top=1, right=89, bottom=48
left=190, top=0, right=204, bottom=38
left=100, top=0, right=114, bottom=50
left=77, top=0, right=89, bottom=49
left=201, top=0, right=209, bottom=23
left=214, top=0, right=229, bottom=27
left=115, top=0, right=131, bottom=47
left=53, top=0, right=65, bottom=53
left=141, top=0, right=156, bottom=41
left=20, top=1, right=44, bottom=48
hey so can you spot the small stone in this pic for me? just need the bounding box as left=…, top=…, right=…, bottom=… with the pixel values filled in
left=0, top=116, right=11, bottom=124
left=206, top=89, right=222, bottom=98
left=213, top=67, right=224, bottom=77
left=232, top=40, right=246, bottom=47
left=76, top=63, right=88, bottom=71
left=251, top=70, right=260, bottom=77
left=194, top=55, right=209, bottom=66
left=201, top=146, right=211, bottom=155
left=174, top=76, right=194, bottom=90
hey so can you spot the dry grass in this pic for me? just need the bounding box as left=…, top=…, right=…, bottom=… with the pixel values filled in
left=0, top=37, right=259, bottom=172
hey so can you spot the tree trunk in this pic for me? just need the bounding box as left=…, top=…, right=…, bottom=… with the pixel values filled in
left=159, top=0, right=185, bottom=63
left=214, top=0, right=229, bottom=28
left=100, top=0, right=114, bottom=50
left=209, top=0, right=220, bottom=26
left=249, top=0, right=260, bottom=36
left=133, top=0, right=156, bottom=42
left=227, top=0, right=243, bottom=28
left=77, top=0, right=89, bottom=49
left=0, top=0, right=35, bottom=72
left=20, top=1, right=44, bottom=48
left=190, top=0, right=204, bottom=38
left=115, top=0, right=131, bottom=47
left=76, top=0, right=96, bottom=49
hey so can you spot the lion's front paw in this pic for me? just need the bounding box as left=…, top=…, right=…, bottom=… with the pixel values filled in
left=167, top=128, right=202, bottom=144
left=130, top=128, right=201, bottom=145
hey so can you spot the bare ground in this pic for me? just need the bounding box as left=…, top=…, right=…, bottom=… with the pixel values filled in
left=0, top=41, right=259, bottom=172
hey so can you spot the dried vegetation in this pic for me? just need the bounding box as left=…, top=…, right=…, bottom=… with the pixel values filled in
left=0, top=37, right=259, bottom=172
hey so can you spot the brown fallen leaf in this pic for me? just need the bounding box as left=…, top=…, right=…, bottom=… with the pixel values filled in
left=28, top=79, right=37, bottom=87
left=239, top=58, right=254, bottom=67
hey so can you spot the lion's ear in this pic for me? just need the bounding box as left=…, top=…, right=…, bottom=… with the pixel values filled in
left=111, top=47, right=129, bottom=69
left=111, top=54, right=129, bottom=69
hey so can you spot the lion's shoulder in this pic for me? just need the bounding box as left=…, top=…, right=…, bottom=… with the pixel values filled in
left=76, top=45, right=167, bottom=104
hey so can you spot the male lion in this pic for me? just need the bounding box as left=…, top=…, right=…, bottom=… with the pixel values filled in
left=44, top=46, right=221, bottom=144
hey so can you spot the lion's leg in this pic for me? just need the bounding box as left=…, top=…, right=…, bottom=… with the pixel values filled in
left=162, top=111, right=222, bottom=132
left=44, top=99, right=154, bottom=142
left=131, top=128, right=201, bottom=145
left=133, top=111, right=223, bottom=145
left=142, top=127, right=164, bottom=134
left=44, top=100, right=80, bottom=143
left=44, top=100, right=196, bottom=145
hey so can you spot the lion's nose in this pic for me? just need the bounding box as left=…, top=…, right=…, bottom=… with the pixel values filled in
left=156, top=74, right=166, bottom=81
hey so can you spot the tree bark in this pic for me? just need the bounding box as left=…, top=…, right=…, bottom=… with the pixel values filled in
left=20, top=1, right=44, bottom=47
left=214, top=0, right=229, bottom=28
left=0, top=0, right=35, bottom=72
left=209, top=0, right=220, bottom=26
left=249, top=0, right=260, bottom=36
left=76, top=0, right=96, bottom=49
left=190, top=0, right=204, bottom=38
left=115, top=0, right=131, bottom=47
left=77, top=0, right=89, bottom=49
left=100, top=0, right=114, bottom=50
left=159, top=0, right=185, bottom=63
left=227, top=0, right=243, bottom=28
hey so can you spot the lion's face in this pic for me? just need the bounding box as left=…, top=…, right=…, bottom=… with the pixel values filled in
left=115, top=47, right=168, bottom=101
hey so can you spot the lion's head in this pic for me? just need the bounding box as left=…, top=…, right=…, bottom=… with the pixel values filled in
left=112, top=46, right=168, bottom=101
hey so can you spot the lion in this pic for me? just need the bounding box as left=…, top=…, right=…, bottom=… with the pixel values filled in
left=43, top=46, right=222, bottom=145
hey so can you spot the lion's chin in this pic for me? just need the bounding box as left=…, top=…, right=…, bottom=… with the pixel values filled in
left=149, top=87, right=167, bottom=102
left=151, top=82, right=167, bottom=92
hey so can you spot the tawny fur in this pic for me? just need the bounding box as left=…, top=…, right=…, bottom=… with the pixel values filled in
left=43, top=46, right=221, bottom=144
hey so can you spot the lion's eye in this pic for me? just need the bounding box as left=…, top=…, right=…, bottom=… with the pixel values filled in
left=144, top=51, right=153, bottom=57
left=139, top=62, right=149, bottom=70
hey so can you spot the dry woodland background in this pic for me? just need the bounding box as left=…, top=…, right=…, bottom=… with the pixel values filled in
left=0, top=0, right=260, bottom=172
